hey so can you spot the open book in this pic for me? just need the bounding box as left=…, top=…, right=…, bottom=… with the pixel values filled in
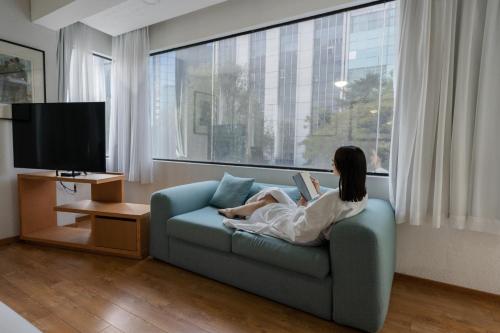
left=292, top=171, right=320, bottom=202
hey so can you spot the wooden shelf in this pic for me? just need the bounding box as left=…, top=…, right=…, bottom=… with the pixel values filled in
left=21, top=226, right=142, bottom=258
left=18, top=171, right=124, bottom=184
left=55, top=200, right=150, bottom=219
left=22, top=226, right=93, bottom=247
left=18, top=171, right=149, bottom=259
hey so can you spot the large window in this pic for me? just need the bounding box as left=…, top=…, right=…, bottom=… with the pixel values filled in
left=150, top=1, right=396, bottom=173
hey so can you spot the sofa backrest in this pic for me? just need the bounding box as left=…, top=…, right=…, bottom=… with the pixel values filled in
left=248, top=182, right=333, bottom=202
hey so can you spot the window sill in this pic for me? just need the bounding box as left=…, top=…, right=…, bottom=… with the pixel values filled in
left=152, top=158, right=389, bottom=177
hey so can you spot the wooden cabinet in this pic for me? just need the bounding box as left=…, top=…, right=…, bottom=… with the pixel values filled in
left=18, top=171, right=150, bottom=259
left=94, top=216, right=137, bottom=251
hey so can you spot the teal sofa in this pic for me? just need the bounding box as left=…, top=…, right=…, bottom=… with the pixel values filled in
left=150, top=181, right=395, bottom=332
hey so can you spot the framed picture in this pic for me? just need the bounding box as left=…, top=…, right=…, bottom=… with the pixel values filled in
left=193, top=91, right=212, bottom=135
left=0, top=39, right=46, bottom=114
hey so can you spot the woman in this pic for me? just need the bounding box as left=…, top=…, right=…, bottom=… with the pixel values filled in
left=220, top=146, right=368, bottom=245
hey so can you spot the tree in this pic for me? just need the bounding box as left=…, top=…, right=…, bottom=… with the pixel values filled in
left=185, top=60, right=272, bottom=164
left=302, top=72, right=394, bottom=171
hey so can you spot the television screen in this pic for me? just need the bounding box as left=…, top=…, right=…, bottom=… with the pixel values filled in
left=12, top=102, right=106, bottom=173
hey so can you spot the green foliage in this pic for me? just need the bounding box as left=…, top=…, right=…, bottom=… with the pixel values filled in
left=183, top=56, right=394, bottom=171
left=302, top=72, right=394, bottom=171
left=186, top=61, right=269, bottom=164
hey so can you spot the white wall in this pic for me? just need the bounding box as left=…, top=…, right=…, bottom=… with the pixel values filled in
left=150, top=0, right=357, bottom=51
left=30, top=0, right=73, bottom=21
left=143, top=0, right=500, bottom=296
left=125, top=161, right=388, bottom=203
left=88, top=25, right=112, bottom=57
left=0, top=0, right=112, bottom=238
left=397, top=223, right=500, bottom=294
left=0, top=0, right=58, bottom=240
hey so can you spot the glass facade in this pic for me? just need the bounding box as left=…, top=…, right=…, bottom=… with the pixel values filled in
left=150, top=1, right=397, bottom=173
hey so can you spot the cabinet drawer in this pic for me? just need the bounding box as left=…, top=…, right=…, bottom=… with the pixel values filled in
left=94, top=216, right=136, bottom=251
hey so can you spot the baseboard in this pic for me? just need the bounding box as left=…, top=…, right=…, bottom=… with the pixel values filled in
left=0, top=236, right=19, bottom=246
left=394, top=273, right=500, bottom=300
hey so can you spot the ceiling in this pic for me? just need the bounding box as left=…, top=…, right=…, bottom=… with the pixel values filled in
left=32, top=0, right=227, bottom=36
left=82, top=0, right=227, bottom=36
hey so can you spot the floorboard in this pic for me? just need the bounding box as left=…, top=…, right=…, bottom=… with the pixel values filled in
left=0, top=243, right=499, bottom=333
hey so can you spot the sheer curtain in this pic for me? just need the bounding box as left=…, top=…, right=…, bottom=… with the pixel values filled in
left=57, top=22, right=95, bottom=102
left=92, top=57, right=107, bottom=102
left=150, top=56, right=186, bottom=159
left=108, top=28, right=153, bottom=184
left=175, top=79, right=187, bottom=158
left=390, top=0, right=500, bottom=233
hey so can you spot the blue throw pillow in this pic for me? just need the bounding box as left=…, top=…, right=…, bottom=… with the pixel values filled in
left=209, top=172, right=255, bottom=208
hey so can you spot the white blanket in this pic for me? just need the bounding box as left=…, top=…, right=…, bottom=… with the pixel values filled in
left=223, top=187, right=367, bottom=245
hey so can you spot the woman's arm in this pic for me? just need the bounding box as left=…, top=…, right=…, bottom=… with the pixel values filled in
left=311, top=176, right=321, bottom=194
left=297, top=177, right=321, bottom=207
left=297, top=195, right=307, bottom=206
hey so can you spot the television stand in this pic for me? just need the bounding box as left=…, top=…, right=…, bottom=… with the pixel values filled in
left=17, top=171, right=150, bottom=259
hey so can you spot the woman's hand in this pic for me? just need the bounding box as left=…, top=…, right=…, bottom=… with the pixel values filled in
left=311, top=176, right=320, bottom=193
left=297, top=195, right=307, bottom=206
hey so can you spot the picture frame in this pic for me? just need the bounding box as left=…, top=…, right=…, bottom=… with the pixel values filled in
left=193, top=91, right=212, bottom=135
left=0, top=39, right=46, bottom=118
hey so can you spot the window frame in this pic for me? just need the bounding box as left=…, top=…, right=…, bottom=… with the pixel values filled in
left=92, top=52, right=112, bottom=62
left=149, top=0, right=395, bottom=176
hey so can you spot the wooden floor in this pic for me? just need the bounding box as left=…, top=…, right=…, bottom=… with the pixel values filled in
left=0, top=243, right=499, bottom=333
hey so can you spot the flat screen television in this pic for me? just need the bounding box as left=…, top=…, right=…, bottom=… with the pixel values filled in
left=12, top=102, right=106, bottom=173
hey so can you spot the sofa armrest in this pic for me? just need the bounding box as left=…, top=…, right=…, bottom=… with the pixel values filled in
left=150, top=180, right=219, bottom=261
left=330, top=199, right=395, bottom=333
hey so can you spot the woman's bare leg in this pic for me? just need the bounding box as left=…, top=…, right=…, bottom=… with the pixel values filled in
left=218, top=194, right=277, bottom=218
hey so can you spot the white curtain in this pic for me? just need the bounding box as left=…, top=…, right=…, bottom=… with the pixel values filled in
left=108, top=28, right=153, bottom=184
left=57, top=22, right=96, bottom=102
left=175, top=79, right=187, bottom=158
left=92, top=57, right=107, bottom=103
left=149, top=58, right=186, bottom=159
left=390, top=0, right=500, bottom=233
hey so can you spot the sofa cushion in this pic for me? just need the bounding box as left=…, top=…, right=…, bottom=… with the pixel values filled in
left=232, top=231, right=330, bottom=279
left=209, top=173, right=255, bottom=208
left=167, top=206, right=234, bottom=252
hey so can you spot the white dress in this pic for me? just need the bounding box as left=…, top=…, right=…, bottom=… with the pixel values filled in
left=223, top=187, right=368, bottom=245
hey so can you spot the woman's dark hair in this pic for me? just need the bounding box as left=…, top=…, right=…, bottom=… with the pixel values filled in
left=334, top=146, right=367, bottom=202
